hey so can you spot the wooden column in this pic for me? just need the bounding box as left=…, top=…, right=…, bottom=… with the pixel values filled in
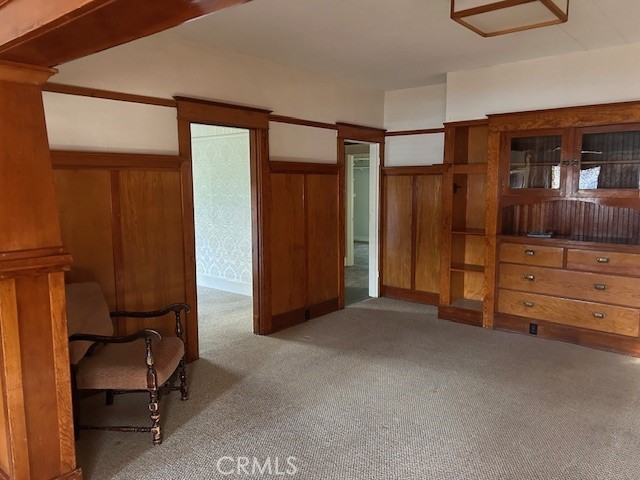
left=0, top=61, right=80, bottom=479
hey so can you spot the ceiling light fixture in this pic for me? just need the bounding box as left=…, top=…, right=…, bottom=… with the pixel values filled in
left=451, top=0, right=569, bottom=37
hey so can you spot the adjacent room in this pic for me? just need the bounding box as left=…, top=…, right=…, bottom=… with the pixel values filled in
left=3, top=1, right=640, bottom=479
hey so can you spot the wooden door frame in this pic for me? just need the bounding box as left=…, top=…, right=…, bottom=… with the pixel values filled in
left=176, top=97, right=273, bottom=361
left=336, top=123, right=385, bottom=309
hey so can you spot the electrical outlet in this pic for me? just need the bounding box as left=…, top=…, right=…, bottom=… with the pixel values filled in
left=529, top=323, right=538, bottom=335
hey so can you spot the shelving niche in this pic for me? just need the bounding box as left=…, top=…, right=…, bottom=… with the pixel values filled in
left=440, top=120, right=489, bottom=323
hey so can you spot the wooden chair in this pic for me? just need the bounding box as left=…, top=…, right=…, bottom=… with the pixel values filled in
left=66, top=282, right=190, bottom=445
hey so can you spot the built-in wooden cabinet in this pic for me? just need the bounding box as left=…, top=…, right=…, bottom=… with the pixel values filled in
left=486, top=101, right=640, bottom=356
left=439, top=120, right=488, bottom=325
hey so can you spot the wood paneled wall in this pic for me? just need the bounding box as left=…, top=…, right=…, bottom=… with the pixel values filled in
left=269, top=162, right=340, bottom=330
left=51, top=152, right=188, bottom=342
left=381, top=166, right=443, bottom=304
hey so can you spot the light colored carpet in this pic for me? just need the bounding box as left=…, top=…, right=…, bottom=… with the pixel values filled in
left=76, top=293, right=640, bottom=479
left=345, top=241, right=370, bottom=306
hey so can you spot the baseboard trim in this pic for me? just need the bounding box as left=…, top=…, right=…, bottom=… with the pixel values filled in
left=271, top=298, right=339, bottom=333
left=381, top=286, right=439, bottom=305
left=57, top=468, right=84, bottom=479
left=494, top=313, right=640, bottom=357
left=437, top=305, right=483, bottom=327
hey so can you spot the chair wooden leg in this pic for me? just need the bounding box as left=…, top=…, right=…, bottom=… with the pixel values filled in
left=70, top=365, right=80, bottom=440
left=106, top=389, right=114, bottom=405
left=149, top=391, right=161, bottom=445
left=179, top=357, right=188, bottom=401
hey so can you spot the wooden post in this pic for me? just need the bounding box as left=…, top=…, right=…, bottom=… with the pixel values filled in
left=0, top=61, right=80, bottom=479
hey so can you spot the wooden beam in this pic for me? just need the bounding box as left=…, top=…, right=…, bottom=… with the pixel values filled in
left=0, top=0, right=252, bottom=67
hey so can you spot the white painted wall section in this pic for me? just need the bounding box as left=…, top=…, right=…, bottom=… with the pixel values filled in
left=384, top=83, right=446, bottom=166
left=269, top=122, right=337, bottom=163
left=44, top=93, right=179, bottom=154
left=44, top=31, right=384, bottom=157
left=446, top=43, right=640, bottom=122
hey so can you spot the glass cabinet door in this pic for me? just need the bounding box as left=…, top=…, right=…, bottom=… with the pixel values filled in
left=574, top=125, right=640, bottom=196
left=504, top=132, right=565, bottom=194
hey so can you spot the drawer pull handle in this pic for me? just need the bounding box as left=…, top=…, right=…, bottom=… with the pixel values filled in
left=594, top=284, right=606, bottom=291
left=593, top=312, right=605, bottom=319
left=523, top=274, right=535, bottom=281
left=596, top=257, right=610, bottom=264
left=525, top=249, right=535, bottom=256
left=523, top=301, right=534, bottom=307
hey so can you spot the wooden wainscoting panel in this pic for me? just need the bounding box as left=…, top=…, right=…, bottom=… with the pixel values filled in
left=118, top=170, right=185, bottom=336
left=53, top=169, right=117, bottom=309
left=414, top=175, right=442, bottom=294
left=382, top=175, right=413, bottom=289
left=306, top=174, right=339, bottom=306
left=270, top=173, right=306, bottom=316
left=15, top=275, right=61, bottom=480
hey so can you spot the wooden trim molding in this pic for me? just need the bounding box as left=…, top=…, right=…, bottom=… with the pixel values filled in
left=381, top=286, right=439, bottom=306
left=44, top=82, right=176, bottom=108
left=51, top=151, right=183, bottom=170
left=269, top=114, right=337, bottom=131
left=337, top=122, right=386, bottom=143
left=0, top=60, right=56, bottom=85
left=382, top=165, right=445, bottom=176
left=175, top=96, right=272, bottom=129
left=0, top=248, right=72, bottom=279
left=271, top=298, right=339, bottom=332
left=385, top=127, right=444, bottom=137
left=488, top=100, right=640, bottom=131
left=56, top=468, right=84, bottom=480
left=269, top=161, right=339, bottom=175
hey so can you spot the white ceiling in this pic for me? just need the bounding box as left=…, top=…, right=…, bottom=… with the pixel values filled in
left=170, top=0, right=640, bottom=91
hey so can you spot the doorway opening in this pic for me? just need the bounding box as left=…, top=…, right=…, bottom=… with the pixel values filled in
left=191, top=123, right=254, bottom=350
left=344, top=141, right=380, bottom=306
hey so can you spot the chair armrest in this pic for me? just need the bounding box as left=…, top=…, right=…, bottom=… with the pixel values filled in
left=109, top=303, right=190, bottom=319
left=110, top=303, right=190, bottom=340
left=69, top=328, right=161, bottom=344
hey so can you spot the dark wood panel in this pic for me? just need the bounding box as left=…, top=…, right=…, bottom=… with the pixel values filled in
left=414, top=175, right=441, bottom=294
left=53, top=169, right=117, bottom=310
left=382, top=176, right=413, bottom=289
left=270, top=173, right=306, bottom=315
left=175, top=97, right=271, bottom=130
left=118, top=170, right=186, bottom=337
left=306, top=174, right=339, bottom=305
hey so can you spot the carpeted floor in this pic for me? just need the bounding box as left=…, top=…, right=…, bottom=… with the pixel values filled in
left=345, top=241, right=371, bottom=306
left=76, top=294, right=640, bottom=479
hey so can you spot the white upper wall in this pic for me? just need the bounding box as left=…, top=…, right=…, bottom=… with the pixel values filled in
left=384, top=83, right=446, bottom=166
left=384, top=83, right=446, bottom=131
left=446, top=43, right=640, bottom=122
left=45, top=30, right=384, bottom=159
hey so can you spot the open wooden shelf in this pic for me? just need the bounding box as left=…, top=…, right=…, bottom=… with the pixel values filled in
left=451, top=228, right=486, bottom=236
left=450, top=298, right=483, bottom=312
left=450, top=263, right=484, bottom=273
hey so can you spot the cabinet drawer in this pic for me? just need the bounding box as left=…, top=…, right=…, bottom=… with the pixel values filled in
left=567, top=249, right=640, bottom=276
left=498, top=289, right=639, bottom=337
left=499, top=242, right=564, bottom=268
left=498, top=263, right=640, bottom=308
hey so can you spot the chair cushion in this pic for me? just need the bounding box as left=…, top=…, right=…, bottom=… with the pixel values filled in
left=75, top=337, right=185, bottom=391
left=66, top=282, right=114, bottom=364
